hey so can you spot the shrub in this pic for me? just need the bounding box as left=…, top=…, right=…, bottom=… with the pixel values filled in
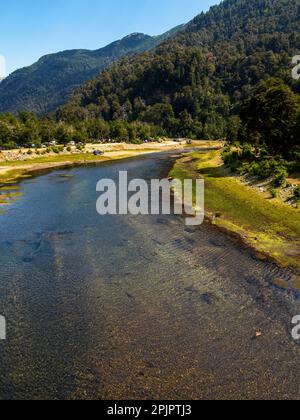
left=273, top=169, right=288, bottom=188
left=246, top=159, right=288, bottom=181
left=222, top=150, right=240, bottom=166
left=240, top=144, right=256, bottom=161
left=131, top=138, right=143, bottom=145
left=269, top=188, right=279, bottom=198
left=2, top=142, right=17, bottom=150
left=294, top=185, right=300, bottom=199
left=289, top=152, right=300, bottom=173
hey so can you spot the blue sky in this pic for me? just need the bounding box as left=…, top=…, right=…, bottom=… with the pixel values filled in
left=1, top=0, right=218, bottom=75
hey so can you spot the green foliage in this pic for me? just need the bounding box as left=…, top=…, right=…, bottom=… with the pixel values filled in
left=222, top=144, right=259, bottom=173
left=288, top=149, right=300, bottom=172
left=0, top=111, right=162, bottom=148
left=1, top=0, right=300, bottom=152
left=57, top=0, right=300, bottom=141
left=0, top=30, right=185, bottom=115
left=222, top=149, right=241, bottom=172
left=270, top=188, right=279, bottom=199
left=223, top=143, right=293, bottom=186
left=248, top=159, right=286, bottom=180
left=294, top=185, right=300, bottom=199
left=240, top=78, right=300, bottom=156
left=273, top=169, right=288, bottom=187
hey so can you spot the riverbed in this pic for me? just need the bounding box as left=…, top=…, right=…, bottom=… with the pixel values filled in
left=0, top=152, right=299, bottom=400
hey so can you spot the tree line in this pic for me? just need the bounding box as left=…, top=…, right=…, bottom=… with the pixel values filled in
left=0, top=112, right=163, bottom=149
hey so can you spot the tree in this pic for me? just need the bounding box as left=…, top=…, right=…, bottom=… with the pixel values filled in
left=240, top=78, right=300, bottom=156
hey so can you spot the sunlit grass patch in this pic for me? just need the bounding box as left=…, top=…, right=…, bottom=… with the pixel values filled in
left=170, top=150, right=300, bottom=270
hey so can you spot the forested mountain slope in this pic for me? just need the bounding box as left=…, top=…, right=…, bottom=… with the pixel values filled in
left=59, top=0, right=300, bottom=139
left=0, top=26, right=184, bottom=115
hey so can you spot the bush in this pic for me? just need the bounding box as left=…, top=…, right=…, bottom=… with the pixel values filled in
left=273, top=169, right=288, bottom=188
left=222, top=145, right=292, bottom=184
left=2, top=142, right=17, bottom=150
left=294, top=185, right=300, bottom=199
left=222, top=150, right=240, bottom=168
left=130, top=138, right=143, bottom=145
left=222, top=144, right=258, bottom=174
left=288, top=151, right=300, bottom=173
left=269, top=188, right=279, bottom=198
left=240, top=144, right=256, bottom=161
left=247, top=160, right=271, bottom=178
left=246, top=159, right=288, bottom=181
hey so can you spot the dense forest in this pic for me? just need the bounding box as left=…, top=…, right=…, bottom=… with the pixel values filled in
left=0, top=111, right=162, bottom=149
left=0, top=0, right=299, bottom=178
left=223, top=78, right=300, bottom=189
left=57, top=0, right=300, bottom=140
left=0, top=26, right=184, bottom=115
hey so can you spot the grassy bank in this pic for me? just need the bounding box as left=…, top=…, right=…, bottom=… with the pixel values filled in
left=0, top=141, right=214, bottom=208
left=0, top=149, right=165, bottom=209
left=0, top=140, right=222, bottom=185
left=0, top=153, right=107, bottom=185
left=170, top=149, right=300, bottom=271
left=0, top=148, right=170, bottom=185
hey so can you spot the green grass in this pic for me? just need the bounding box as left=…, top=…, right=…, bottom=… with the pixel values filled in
left=170, top=150, right=300, bottom=270
left=0, top=152, right=106, bottom=167
left=0, top=148, right=165, bottom=192
left=0, top=152, right=116, bottom=185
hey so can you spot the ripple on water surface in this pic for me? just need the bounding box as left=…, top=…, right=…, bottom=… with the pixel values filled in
left=0, top=154, right=299, bottom=400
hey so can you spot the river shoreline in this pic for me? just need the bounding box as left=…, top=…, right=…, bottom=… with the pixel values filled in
left=0, top=148, right=300, bottom=399
left=0, top=140, right=223, bottom=185
left=1, top=142, right=299, bottom=276
left=170, top=151, right=300, bottom=277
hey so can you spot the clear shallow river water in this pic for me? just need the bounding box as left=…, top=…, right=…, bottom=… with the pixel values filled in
left=0, top=152, right=299, bottom=400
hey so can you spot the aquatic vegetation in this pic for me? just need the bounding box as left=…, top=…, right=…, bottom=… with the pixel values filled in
left=0, top=184, right=23, bottom=208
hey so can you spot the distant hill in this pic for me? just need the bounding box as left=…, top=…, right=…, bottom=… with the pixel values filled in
left=60, top=0, right=300, bottom=139
left=0, top=25, right=184, bottom=115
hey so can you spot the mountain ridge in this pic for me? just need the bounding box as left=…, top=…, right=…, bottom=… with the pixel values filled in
left=0, top=26, right=185, bottom=115
left=60, top=0, right=300, bottom=140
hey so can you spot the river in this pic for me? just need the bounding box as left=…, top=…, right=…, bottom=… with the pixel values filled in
left=0, top=152, right=299, bottom=400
